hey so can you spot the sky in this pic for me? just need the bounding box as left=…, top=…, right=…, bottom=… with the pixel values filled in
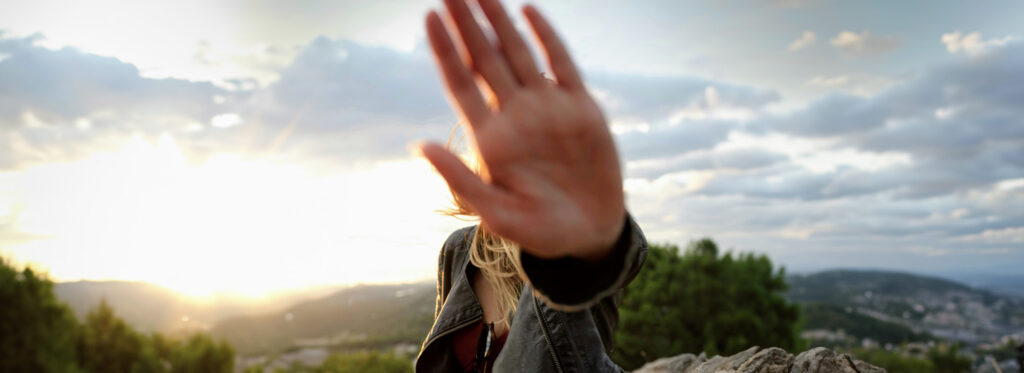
left=1, top=0, right=1022, bottom=297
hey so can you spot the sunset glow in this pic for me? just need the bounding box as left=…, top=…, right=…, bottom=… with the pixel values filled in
left=3, top=134, right=462, bottom=296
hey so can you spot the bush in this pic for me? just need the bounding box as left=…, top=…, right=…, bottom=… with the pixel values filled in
left=612, top=239, right=802, bottom=369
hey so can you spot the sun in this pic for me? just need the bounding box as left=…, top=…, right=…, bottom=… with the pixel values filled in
left=2, top=134, right=461, bottom=298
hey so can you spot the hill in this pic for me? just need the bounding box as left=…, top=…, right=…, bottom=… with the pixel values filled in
left=54, top=281, right=340, bottom=333
left=787, top=270, right=1024, bottom=346
left=800, top=303, right=934, bottom=346
left=209, top=282, right=436, bottom=356
left=937, top=272, right=1024, bottom=299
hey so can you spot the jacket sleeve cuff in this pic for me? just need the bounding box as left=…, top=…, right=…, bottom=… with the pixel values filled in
left=518, top=213, right=647, bottom=311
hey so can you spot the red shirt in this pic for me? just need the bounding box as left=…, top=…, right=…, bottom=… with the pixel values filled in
left=452, top=320, right=509, bottom=373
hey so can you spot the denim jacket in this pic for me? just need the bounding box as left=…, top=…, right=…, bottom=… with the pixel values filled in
left=414, top=215, right=648, bottom=372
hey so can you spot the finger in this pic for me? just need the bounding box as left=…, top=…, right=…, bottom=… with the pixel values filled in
left=442, top=0, right=518, bottom=100
left=426, top=11, right=489, bottom=127
left=416, top=142, right=503, bottom=217
left=476, top=0, right=544, bottom=87
left=522, top=5, right=585, bottom=91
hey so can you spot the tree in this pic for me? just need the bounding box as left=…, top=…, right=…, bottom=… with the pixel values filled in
left=314, top=351, right=412, bottom=373
left=847, top=344, right=973, bottom=373
left=612, top=238, right=803, bottom=369
left=167, top=333, right=234, bottom=373
left=0, top=258, right=81, bottom=373
left=1, top=257, right=236, bottom=373
left=76, top=299, right=162, bottom=373
left=76, top=301, right=235, bottom=373
left=926, top=344, right=972, bottom=373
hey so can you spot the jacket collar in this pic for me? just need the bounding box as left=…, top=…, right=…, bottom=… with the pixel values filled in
left=427, top=241, right=483, bottom=340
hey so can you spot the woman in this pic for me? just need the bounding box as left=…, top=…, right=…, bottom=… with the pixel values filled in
left=412, top=0, right=647, bottom=371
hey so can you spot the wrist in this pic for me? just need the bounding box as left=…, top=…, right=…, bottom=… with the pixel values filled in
left=571, top=212, right=628, bottom=261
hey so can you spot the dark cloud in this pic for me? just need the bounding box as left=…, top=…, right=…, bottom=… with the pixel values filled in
left=0, top=35, right=224, bottom=130
left=709, top=42, right=1022, bottom=201
left=764, top=93, right=889, bottom=136
left=591, top=72, right=781, bottom=168
left=268, top=37, right=450, bottom=128
left=0, top=35, right=458, bottom=168
left=768, top=41, right=1024, bottom=143
left=0, top=35, right=237, bottom=170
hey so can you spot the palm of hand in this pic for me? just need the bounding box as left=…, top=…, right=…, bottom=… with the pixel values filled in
left=419, top=0, right=625, bottom=259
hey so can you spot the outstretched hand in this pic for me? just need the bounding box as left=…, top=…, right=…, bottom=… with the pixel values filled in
left=416, top=0, right=624, bottom=260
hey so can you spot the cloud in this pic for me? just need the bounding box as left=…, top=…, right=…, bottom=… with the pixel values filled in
left=247, top=37, right=455, bottom=163
left=0, top=35, right=233, bottom=170
left=830, top=30, right=900, bottom=55
left=586, top=73, right=780, bottom=166
left=626, top=147, right=788, bottom=180
left=788, top=31, right=817, bottom=51
left=3, top=29, right=1023, bottom=276
left=766, top=93, right=890, bottom=136
left=616, top=120, right=736, bottom=162
left=734, top=41, right=1024, bottom=200
left=0, top=36, right=224, bottom=128
left=617, top=41, right=1024, bottom=270
left=805, top=74, right=895, bottom=97
left=941, top=31, right=1014, bottom=56
left=0, top=34, right=459, bottom=169
left=267, top=37, right=449, bottom=127
left=588, top=72, right=780, bottom=124
left=771, top=0, right=817, bottom=8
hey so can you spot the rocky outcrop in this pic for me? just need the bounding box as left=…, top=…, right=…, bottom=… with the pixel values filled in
left=633, top=346, right=885, bottom=373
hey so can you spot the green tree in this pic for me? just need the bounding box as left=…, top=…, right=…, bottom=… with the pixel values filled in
left=848, top=344, right=973, bottom=373
left=167, top=333, right=234, bottom=373
left=927, top=344, right=972, bottom=373
left=76, top=299, right=163, bottom=373
left=262, top=350, right=412, bottom=373
left=1, top=257, right=236, bottom=373
left=0, top=258, right=81, bottom=373
left=314, top=350, right=412, bottom=373
left=612, top=238, right=802, bottom=369
left=848, top=348, right=934, bottom=373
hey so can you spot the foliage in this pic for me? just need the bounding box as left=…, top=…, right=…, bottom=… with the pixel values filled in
left=848, top=344, right=973, bottom=373
left=256, top=350, right=412, bottom=373
left=165, top=333, right=235, bottom=373
left=612, top=239, right=803, bottom=369
left=847, top=348, right=934, bottom=373
left=315, top=350, right=412, bottom=373
left=926, top=344, right=972, bottom=373
left=77, top=300, right=163, bottom=373
left=0, top=258, right=82, bottom=373
left=0, top=257, right=234, bottom=373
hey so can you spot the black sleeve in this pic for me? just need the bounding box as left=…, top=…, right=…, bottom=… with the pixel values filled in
left=518, top=213, right=647, bottom=311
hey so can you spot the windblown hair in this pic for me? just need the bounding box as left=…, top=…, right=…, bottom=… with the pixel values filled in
left=442, top=128, right=524, bottom=328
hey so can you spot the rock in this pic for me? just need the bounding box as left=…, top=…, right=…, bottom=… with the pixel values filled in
left=737, top=347, right=793, bottom=373
left=790, top=347, right=857, bottom=373
left=632, top=346, right=885, bottom=373
left=852, top=359, right=887, bottom=373
left=633, top=353, right=706, bottom=372
left=691, top=346, right=759, bottom=373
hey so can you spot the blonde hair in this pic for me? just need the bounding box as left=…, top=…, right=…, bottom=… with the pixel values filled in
left=442, top=128, right=524, bottom=328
